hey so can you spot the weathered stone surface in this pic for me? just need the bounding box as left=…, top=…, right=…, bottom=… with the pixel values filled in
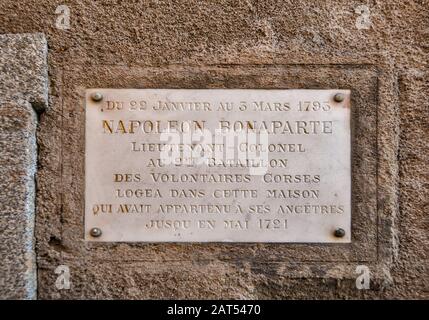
left=0, top=2, right=427, bottom=299
left=0, top=100, right=37, bottom=299
left=0, top=33, right=48, bottom=299
left=0, top=33, right=48, bottom=112
left=395, top=71, right=429, bottom=298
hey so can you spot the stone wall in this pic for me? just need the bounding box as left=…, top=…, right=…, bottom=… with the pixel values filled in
left=0, top=1, right=427, bottom=299
left=0, top=33, right=48, bottom=299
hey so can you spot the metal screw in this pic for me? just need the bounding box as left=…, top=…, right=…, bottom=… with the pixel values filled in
left=334, top=228, right=346, bottom=238
left=333, top=93, right=345, bottom=103
left=91, top=92, right=103, bottom=102
left=90, top=227, right=102, bottom=237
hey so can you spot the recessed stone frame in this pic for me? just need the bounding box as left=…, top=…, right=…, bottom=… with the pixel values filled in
left=36, top=63, right=398, bottom=293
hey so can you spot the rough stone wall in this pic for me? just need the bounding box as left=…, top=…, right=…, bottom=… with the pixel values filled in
left=0, top=33, right=48, bottom=299
left=0, top=1, right=427, bottom=299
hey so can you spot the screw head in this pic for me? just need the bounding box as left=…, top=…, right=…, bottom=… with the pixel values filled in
left=333, top=93, right=345, bottom=103
left=91, top=92, right=103, bottom=102
left=334, top=228, right=346, bottom=238
left=90, top=227, right=102, bottom=238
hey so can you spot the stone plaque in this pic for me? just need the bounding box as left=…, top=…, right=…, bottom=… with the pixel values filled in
left=85, top=89, right=351, bottom=242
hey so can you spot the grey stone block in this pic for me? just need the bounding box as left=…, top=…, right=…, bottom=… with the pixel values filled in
left=0, top=100, right=37, bottom=299
left=0, top=33, right=48, bottom=112
left=0, top=33, right=48, bottom=299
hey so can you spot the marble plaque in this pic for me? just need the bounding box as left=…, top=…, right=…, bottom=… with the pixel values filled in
left=85, top=89, right=351, bottom=242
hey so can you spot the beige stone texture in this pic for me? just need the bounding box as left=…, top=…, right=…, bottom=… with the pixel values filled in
left=0, top=1, right=427, bottom=299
